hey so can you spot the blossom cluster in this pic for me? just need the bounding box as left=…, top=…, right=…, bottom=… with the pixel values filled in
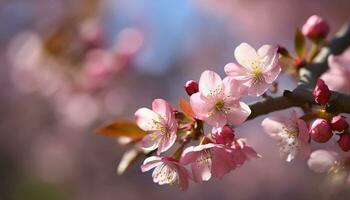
left=136, top=43, right=280, bottom=190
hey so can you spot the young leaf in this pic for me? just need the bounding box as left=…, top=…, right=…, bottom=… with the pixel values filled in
left=294, top=28, right=305, bottom=58
left=96, top=120, right=145, bottom=140
left=179, top=98, right=195, bottom=118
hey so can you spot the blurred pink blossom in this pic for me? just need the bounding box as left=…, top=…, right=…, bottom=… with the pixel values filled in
left=225, top=43, right=280, bottom=96
left=302, top=15, right=329, bottom=41
left=321, top=47, right=350, bottom=94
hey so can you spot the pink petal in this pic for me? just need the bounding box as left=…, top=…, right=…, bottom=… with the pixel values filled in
left=135, top=108, right=159, bottom=131
left=307, top=150, right=338, bottom=173
left=180, top=146, right=200, bottom=165
left=222, top=77, right=247, bottom=100
left=261, top=116, right=285, bottom=139
left=262, top=53, right=281, bottom=84
left=175, top=164, right=189, bottom=191
left=157, top=130, right=177, bottom=154
left=246, top=79, right=270, bottom=97
left=257, top=45, right=276, bottom=66
left=199, top=70, right=224, bottom=100
left=234, top=43, right=258, bottom=71
left=211, top=147, right=236, bottom=178
left=224, top=63, right=249, bottom=80
left=141, top=134, right=159, bottom=151
left=152, top=99, right=173, bottom=124
left=206, top=110, right=227, bottom=128
left=225, top=101, right=251, bottom=125
left=191, top=155, right=212, bottom=183
left=297, top=118, right=310, bottom=142
left=141, top=156, right=162, bottom=172
left=190, top=92, right=214, bottom=120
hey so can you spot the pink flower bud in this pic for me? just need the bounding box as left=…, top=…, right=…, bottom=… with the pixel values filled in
left=313, top=79, right=330, bottom=104
left=337, top=134, right=350, bottom=152
left=184, top=80, right=199, bottom=96
left=214, top=125, right=235, bottom=145
left=330, top=115, right=349, bottom=132
left=302, top=15, right=329, bottom=41
left=309, top=119, right=333, bottom=143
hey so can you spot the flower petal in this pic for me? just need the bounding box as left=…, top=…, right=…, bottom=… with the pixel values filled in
left=141, top=156, right=162, bottom=172
left=257, top=45, right=276, bottom=66
left=157, top=130, right=177, bottom=154
left=224, top=63, right=249, bottom=80
left=222, top=77, right=247, bottom=100
left=307, top=150, right=338, bottom=173
left=141, top=134, right=159, bottom=151
left=190, top=92, right=214, bottom=120
left=152, top=99, right=173, bottom=124
left=246, top=78, right=270, bottom=97
left=234, top=43, right=258, bottom=70
left=211, top=147, right=236, bottom=178
left=225, top=101, right=251, bottom=125
left=135, top=108, right=159, bottom=131
left=199, top=70, right=224, bottom=100
left=205, top=110, right=227, bottom=128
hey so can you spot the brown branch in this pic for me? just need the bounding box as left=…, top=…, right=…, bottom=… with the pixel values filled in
left=248, top=20, right=350, bottom=120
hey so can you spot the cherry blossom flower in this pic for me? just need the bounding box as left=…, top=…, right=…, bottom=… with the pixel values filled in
left=135, top=99, right=177, bottom=154
left=321, top=47, right=350, bottom=95
left=225, top=43, right=281, bottom=97
left=180, top=143, right=235, bottom=183
left=190, top=70, right=251, bottom=128
left=261, top=110, right=310, bottom=162
left=308, top=150, right=350, bottom=184
left=141, top=156, right=189, bottom=191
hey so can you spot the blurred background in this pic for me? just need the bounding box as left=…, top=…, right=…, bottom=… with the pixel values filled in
left=1, top=0, right=350, bottom=199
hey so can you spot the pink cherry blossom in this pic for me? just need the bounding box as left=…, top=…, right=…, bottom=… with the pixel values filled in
left=261, top=109, right=310, bottom=162
left=141, top=156, right=189, bottom=191
left=135, top=99, right=177, bottom=154
left=225, top=43, right=281, bottom=97
left=321, top=47, right=350, bottom=94
left=229, top=138, right=261, bottom=166
left=308, top=150, right=350, bottom=184
left=190, top=70, right=251, bottom=128
left=180, top=143, right=235, bottom=182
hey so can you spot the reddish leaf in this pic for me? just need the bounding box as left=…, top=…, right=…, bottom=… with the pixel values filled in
left=179, top=98, right=195, bottom=118
left=96, top=120, right=145, bottom=140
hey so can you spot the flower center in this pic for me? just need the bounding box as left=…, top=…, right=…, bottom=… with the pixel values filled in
left=214, top=100, right=225, bottom=111
left=252, top=68, right=263, bottom=78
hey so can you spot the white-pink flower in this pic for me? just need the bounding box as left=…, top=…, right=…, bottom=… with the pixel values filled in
left=190, top=70, right=251, bottom=128
left=321, top=47, right=350, bottom=95
left=225, top=43, right=281, bottom=97
left=180, top=143, right=235, bottom=183
left=308, top=150, right=350, bottom=184
left=141, top=156, right=189, bottom=191
left=262, top=110, right=310, bottom=162
left=135, top=99, right=177, bottom=154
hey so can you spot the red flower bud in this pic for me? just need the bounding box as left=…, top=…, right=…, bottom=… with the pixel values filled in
left=330, top=115, right=349, bottom=132
left=313, top=79, right=330, bottom=104
left=302, top=15, right=329, bottom=41
left=309, top=119, right=333, bottom=143
left=214, top=125, right=235, bottom=145
left=184, top=80, right=199, bottom=96
left=337, top=134, right=350, bottom=152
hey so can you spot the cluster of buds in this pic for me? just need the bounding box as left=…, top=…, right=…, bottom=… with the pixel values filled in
left=309, top=79, right=350, bottom=151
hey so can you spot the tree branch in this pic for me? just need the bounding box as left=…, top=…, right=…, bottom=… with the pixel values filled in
left=248, top=20, right=350, bottom=120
